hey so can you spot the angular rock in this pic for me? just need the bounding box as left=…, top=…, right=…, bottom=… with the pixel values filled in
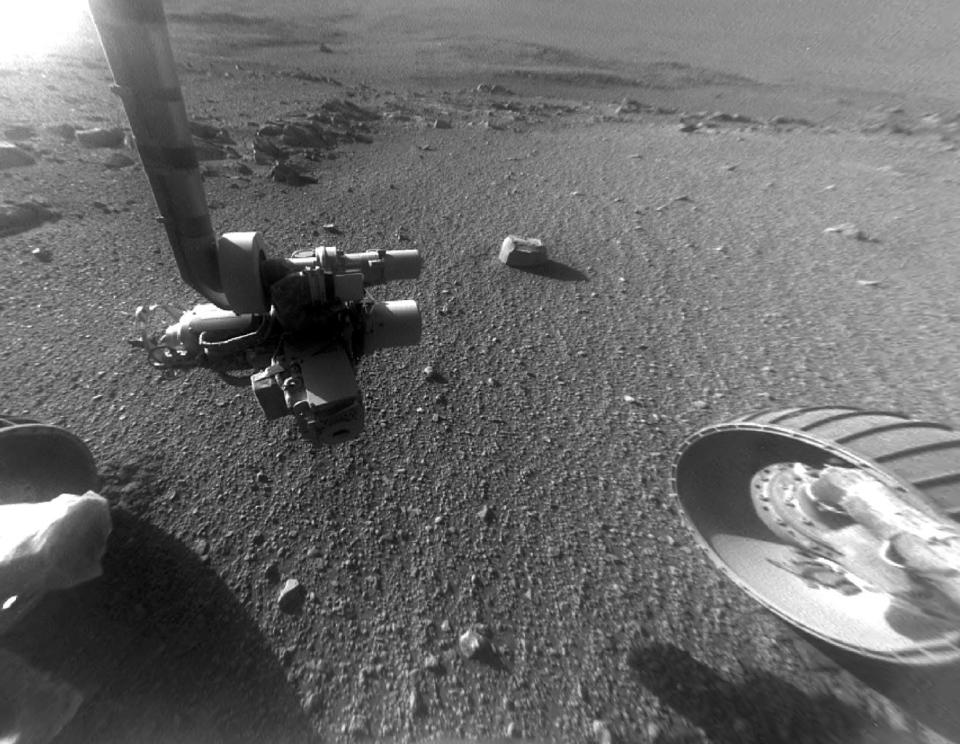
left=277, top=578, right=307, bottom=613
left=498, top=235, right=547, bottom=267
left=264, top=561, right=281, bottom=583
left=476, top=83, right=514, bottom=95
left=31, top=247, right=53, bottom=263
left=423, top=653, right=445, bottom=675
left=282, top=122, right=331, bottom=148
left=193, top=139, right=240, bottom=161
left=592, top=720, right=615, bottom=744
left=458, top=624, right=494, bottom=660
left=76, top=127, right=124, bottom=148
left=269, top=161, right=317, bottom=186
left=824, top=222, right=871, bottom=241
left=189, top=121, right=233, bottom=143
left=0, top=200, right=60, bottom=238
left=257, top=123, right=284, bottom=137
left=103, top=152, right=135, bottom=169
left=0, top=141, right=36, bottom=169
left=478, top=505, right=494, bottom=524
left=410, top=686, right=427, bottom=718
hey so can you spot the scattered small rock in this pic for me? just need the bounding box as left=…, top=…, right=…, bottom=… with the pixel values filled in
left=476, top=83, right=514, bottom=95
left=322, top=223, right=341, bottom=234
left=433, top=117, right=452, bottom=130
left=189, top=120, right=232, bottom=141
left=269, top=161, right=317, bottom=186
left=499, top=235, right=547, bottom=267
left=0, top=141, right=35, bottom=169
left=277, top=578, right=307, bottom=613
left=31, top=246, right=53, bottom=263
left=410, top=686, right=427, bottom=718
left=264, top=561, right=281, bottom=583
left=423, top=654, right=445, bottom=675
left=477, top=505, right=494, bottom=524
left=76, top=127, right=124, bottom=148
left=423, top=365, right=445, bottom=383
left=458, top=625, right=494, bottom=661
left=615, top=98, right=648, bottom=115
left=303, top=691, right=323, bottom=714
left=769, top=114, right=815, bottom=128
left=193, top=139, right=240, bottom=161
left=345, top=714, right=368, bottom=739
left=506, top=722, right=521, bottom=738
left=592, top=719, right=615, bottom=744
left=823, top=223, right=873, bottom=241
left=0, top=200, right=60, bottom=237
left=103, top=152, right=135, bottom=169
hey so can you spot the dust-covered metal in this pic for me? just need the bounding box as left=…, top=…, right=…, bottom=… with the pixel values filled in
left=673, top=406, right=960, bottom=665
left=0, top=419, right=100, bottom=635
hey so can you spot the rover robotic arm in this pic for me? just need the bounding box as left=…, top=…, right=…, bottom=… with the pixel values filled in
left=88, top=0, right=422, bottom=445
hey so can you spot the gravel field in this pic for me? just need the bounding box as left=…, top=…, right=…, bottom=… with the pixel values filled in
left=2, top=2, right=960, bottom=743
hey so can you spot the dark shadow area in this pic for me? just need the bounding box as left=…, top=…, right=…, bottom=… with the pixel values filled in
left=514, top=259, right=588, bottom=282
left=0, top=507, right=316, bottom=744
left=627, top=642, right=905, bottom=743
left=804, top=633, right=960, bottom=744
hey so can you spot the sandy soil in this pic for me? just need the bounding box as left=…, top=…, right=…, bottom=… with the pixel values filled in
left=2, top=1, right=960, bottom=743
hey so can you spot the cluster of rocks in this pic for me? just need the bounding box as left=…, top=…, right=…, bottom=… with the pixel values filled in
left=251, top=99, right=378, bottom=185
left=189, top=121, right=241, bottom=162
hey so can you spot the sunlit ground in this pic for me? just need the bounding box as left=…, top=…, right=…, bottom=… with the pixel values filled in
left=0, top=0, right=91, bottom=64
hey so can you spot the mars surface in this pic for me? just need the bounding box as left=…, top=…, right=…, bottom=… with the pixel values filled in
left=3, top=0, right=960, bottom=742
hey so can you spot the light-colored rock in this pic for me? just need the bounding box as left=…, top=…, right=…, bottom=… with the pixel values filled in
left=823, top=222, right=871, bottom=241
left=499, top=235, right=547, bottom=267
left=592, top=719, right=615, bottom=744
left=458, top=625, right=493, bottom=660
left=32, top=247, right=53, bottom=263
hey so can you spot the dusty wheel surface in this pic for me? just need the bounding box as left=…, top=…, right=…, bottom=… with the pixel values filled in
left=0, top=419, right=99, bottom=635
left=673, top=406, right=960, bottom=665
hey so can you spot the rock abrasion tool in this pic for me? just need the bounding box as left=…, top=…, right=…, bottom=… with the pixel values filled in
left=674, top=407, right=960, bottom=665
left=87, top=0, right=422, bottom=446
